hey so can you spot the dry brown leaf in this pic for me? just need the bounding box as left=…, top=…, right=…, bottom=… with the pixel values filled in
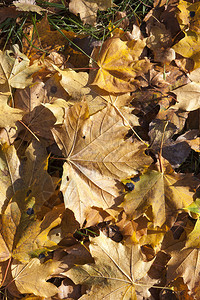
left=0, top=144, right=22, bottom=214
left=0, top=44, right=41, bottom=89
left=166, top=246, right=200, bottom=296
left=12, top=258, right=60, bottom=297
left=172, top=82, right=200, bottom=111
left=69, top=0, right=113, bottom=25
left=57, top=277, right=82, bottom=299
left=120, top=167, right=199, bottom=227
left=13, top=0, right=46, bottom=14
left=66, top=232, right=157, bottom=299
left=52, top=101, right=152, bottom=225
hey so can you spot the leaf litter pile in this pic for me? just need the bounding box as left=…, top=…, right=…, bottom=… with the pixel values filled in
left=1, top=0, right=200, bottom=299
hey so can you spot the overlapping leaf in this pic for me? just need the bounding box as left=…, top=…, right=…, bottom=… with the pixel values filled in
left=89, top=37, right=151, bottom=93
left=52, top=101, right=152, bottom=224
left=12, top=258, right=60, bottom=297
left=66, top=233, right=157, bottom=299
left=120, top=167, right=199, bottom=227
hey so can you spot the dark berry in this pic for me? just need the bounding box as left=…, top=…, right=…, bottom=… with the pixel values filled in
left=190, top=11, right=195, bottom=18
left=131, top=176, right=140, bottom=183
left=125, top=182, right=135, bottom=191
left=38, top=253, right=46, bottom=259
left=27, top=208, right=34, bottom=215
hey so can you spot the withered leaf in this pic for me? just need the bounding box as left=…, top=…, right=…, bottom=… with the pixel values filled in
left=120, top=167, right=199, bottom=227
left=66, top=232, right=157, bottom=299
left=52, top=101, right=152, bottom=225
left=12, top=258, right=60, bottom=297
left=89, top=37, right=151, bottom=93
left=69, top=0, right=113, bottom=25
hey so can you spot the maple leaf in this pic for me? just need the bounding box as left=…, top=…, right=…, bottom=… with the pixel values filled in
left=1, top=193, right=63, bottom=263
left=21, top=141, right=56, bottom=209
left=0, top=44, right=41, bottom=89
left=164, top=240, right=200, bottom=297
left=120, top=167, right=199, bottom=227
left=53, top=65, right=90, bottom=100
left=52, top=101, right=152, bottom=225
left=89, top=37, right=151, bottom=93
left=69, top=0, right=113, bottom=25
left=12, top=258, right=60, bottom=297
left=176, top=0, right=200, bottom=33
left=0, top=141, right=58, bottom=262
left=0, top=233, right=10, bottom=262
left=66, top=232, right=157, bottom=299
left=171, top=82, right=200, bottom=111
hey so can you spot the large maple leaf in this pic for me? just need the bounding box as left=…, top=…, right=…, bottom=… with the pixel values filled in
left=120, top=167, right=199, bottom=227
left=52, top=101, right=152, bottom=225
left=66, top=232, right=157, bottom=299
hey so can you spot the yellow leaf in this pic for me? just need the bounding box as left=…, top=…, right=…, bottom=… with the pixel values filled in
left=12, top=205, right=63, bottom=263
left=12, top=258, right=60, bottom=297
left=120, top=168, right=199, bottom=227
left=185, top=217, right=200, bottom=248
left=0, top=144, right=21, bottom=214
left=0, top=45, right=41, bottom=89
left=173, top=31, right=200, bottom=69
left=89, top=37, right=150, bottom=93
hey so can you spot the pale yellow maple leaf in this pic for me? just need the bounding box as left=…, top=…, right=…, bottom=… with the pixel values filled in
left=12, top=258, right=60, bottom=297
left=120, top=168, right=199, bottom=227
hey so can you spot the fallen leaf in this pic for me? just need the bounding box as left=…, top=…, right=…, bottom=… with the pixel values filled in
left=89, top=37, right=151, bottom=93
left=52, top=102, right=152, bottom=224
left=53, top=65, right=90, bottom=100
left=0, top=7, right=20, bottom=24
left=171, top=82, right=200, bottom=111
left=166, top=246, right=200, bottom=295
left=12, top=258, right=60, bottom=297
left=176, top=0, right=200, bottom=33
left=0, top=101, right=24, bottom=128
left=120, top=167, right=199, bottom=227
left=20, top=141, right=56, bottom=209
left=0, top=233, right=10, bottom=262
left=57, top=277, right=82, bottom=299
left=0, top=144, right=22, bottom=213
left=66, top=232, right=157, bottom=299
left=12, top=204, right=64, bottom=263
left=0, top=44, right=41, bottom=89
left=69, top=0, right=113, bottom=25
left=149, top=120, right=192, bottom=168
left=185, top=217, right=200, bottom=249
left=173, top=31, right=200, bottom=70
left=13, top=0, right=46, bottom=14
